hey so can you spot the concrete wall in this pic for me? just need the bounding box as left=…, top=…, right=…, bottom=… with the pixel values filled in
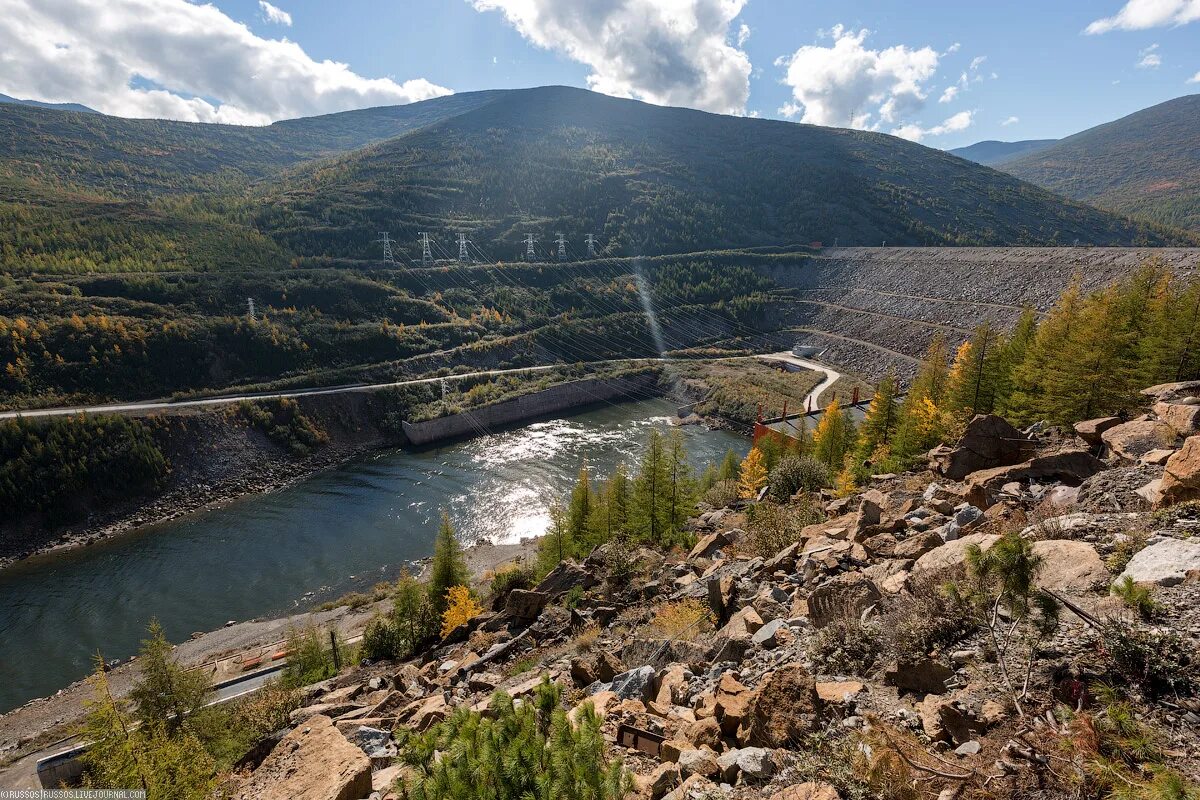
left=401, top=374, right=661, bottom=446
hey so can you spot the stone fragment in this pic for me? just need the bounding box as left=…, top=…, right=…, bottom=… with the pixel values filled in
left=1102, top=420, right=1177, bottom=462
left=1155, top=401, right=1200, bottom=436
left=769, top=783, right=841, bottom=800
left=676, top=749, right=721, bottom=779
left=751, top=618, right=787, bottom=649
left=935, top=415, right=1035, bottom=481
left=690, top=531, right=731, bottom=560
left=739, top=664, right=818, bottom=747
left=1030, top=540, right=1109, bottom=592
left=1120, top=538, right=1200, bottom=586
left=1074, top=416, right=1122, bottom=446
left=964, top=450, right=1106, bottom=508
left=611, top=666, right=657, bottom=701
left=638, top=763, right=681, bottom=800
left=884, top=658, right=954, bottom=695
left=717, top=747, right=774, bottom=783
left=1159, top=435, right=1200, bottom=505
left=815, top=681, right=865, bottom=705
left=681, top=716, right=723, bottom=752
left=231, top=714, right=372, bottom=800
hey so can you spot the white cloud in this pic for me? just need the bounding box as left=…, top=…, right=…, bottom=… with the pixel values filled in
left=1086, top=0, right=1200, bottom=33
left=892, top=110, right=974, bottom=142
left=1137, top=43, right=1161, bottom=67
left=471, top=0, right=751, bottom=115
left=938, top=85, right=959, bottom=103
left=737, top=23, right=751, bottom=47
left=1001, top=115, right=1019, bottom=126
left=775, top=25, right=939, bottom=129
left=0, top=0, right=451, bottom=125
left=1190, top=71, right=1200, bottom=82
left=258, top=1, right=292, bottom=27
left=945, top=42, right=961, bottom=54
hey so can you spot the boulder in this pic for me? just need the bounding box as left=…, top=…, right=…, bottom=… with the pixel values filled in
left=893, top=531, right=945, bottom=559
left=717, top=747, right=774, bottom=783
left=505, top=589, right=549, bottom=621
left=689, top=531, right=731, bottom=560
left=655, top=664, right=693, bottom=707
left=935, top=415, right=1035, bottom=481
left=1102, top=420, right=1177, bottom=462
left=1074, top=416, right=1122, bottom=447
left=1120, top=538, right=1200, bottom=587
left=713, top=673, right=753, bottom=736
left=1141, top=449, right=1175, bottom=466
left=1142, top=380, right=1200, bottom=403
left=884, top=658, right=955, bottom=695
left=911, top=533, right=999, bottom=576
left=638, top=763, right=681, bottom=800
left=1159, top=435, right=1200, bottom=505
left=739, top=664, right=819, bottom=747
left=232, top=714, right=372, bottom=800
left=1155, top=401, right=1200, bottom=436
left=815, top=681, right=865, bottom=705
left=719, top=606, right=764, bottom=639
left=769, top=783, right=841, bottom=800
left=535, top=561, right=596, bottom=597
left=805, top=575, right=882, bottom=628
left=964, top=450, right=1106, bottom=508
left=751, top=618, right=787, bottom=650
left=611, top=666, right=657, bottom=701
left=919, top=698, right=985, bottom=745
left=1030, top=540, right=1109, bottom=592
left=681, top=717, right=723, bottom=752
left=676, top=749, right=721, bottom=779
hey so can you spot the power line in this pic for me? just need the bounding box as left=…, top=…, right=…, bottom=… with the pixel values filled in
left=418, top=232, right=433, bottom=265
left=376, top=232, right=395, bottom=265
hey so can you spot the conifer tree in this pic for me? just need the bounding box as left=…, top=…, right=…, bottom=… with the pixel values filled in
left=429, top=512, right=468, bottom=614
left=127, top=619, right=212, bottom=735
left=946, top=321, right=1000, bottom=419
left=1007, top=277, right=1084, bottom=425
left=893, top=334, right=952, bottom=460
left=566, top=463, right=593, bottom=547
left=717, top=448, right=741, bottom=481
left=813, top=398, right=854, bottom=469
left=992, top=306, right=1037, bottom=417
left=857, top=368, right=899, bottom=460
left=737, top=447, right=768, bottom=499
left=631, top=428, right=670, bottom=543
left=665, top=430, right=695, bottom=539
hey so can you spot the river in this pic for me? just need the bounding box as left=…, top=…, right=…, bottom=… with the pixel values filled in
left=0, top=398, right=746, bottom=714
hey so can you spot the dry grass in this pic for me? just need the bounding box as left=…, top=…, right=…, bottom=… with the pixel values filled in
left=648, top=599, right=714, bottom=642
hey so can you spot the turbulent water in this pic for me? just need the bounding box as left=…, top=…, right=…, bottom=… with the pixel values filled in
left=0, top=399, right=746, bottom=713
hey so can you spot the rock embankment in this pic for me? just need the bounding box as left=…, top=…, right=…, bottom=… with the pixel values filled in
left=226, top=381, right=1200, bottom=800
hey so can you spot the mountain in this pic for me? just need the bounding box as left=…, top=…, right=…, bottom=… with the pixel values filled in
left=998, top=94, right=1200, bottom=233
left=252, top=86, right=1183, bottom=261
left=0, top=86, right=1189, bottom=275
left=0, top=93, right=96, bottom=114
left=949, top=139, right=1057, bottom=166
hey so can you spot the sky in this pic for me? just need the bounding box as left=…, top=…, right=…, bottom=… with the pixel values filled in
left=0, top=0, right=1197, bottom=149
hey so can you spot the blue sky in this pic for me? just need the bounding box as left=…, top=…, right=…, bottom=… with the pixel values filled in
left=1, top=0, right=1197, bottom=149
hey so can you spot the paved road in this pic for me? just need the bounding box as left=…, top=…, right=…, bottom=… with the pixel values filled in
left=0, top=355, right=775, bottom=421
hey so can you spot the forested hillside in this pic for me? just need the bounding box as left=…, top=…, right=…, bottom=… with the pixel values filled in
left=1001, top=94, right=1200, bottom=233
left=253, top=86, right=1182, bottom=260
left=0, top=86, right=1190, bottom=277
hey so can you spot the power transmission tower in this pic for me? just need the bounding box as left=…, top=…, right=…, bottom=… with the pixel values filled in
left=555, top=233, right=567, bottom=261
left=246, top=297, right=256, bottom=322
left=523, top=234, right=538, bottom=261
left=376, top=232, right=395, bottom=264
left=585, top=233, right=597, bottom=258
left=457, top=233, right=471, bottom=263
left=418, top=232, right=433, bottom=265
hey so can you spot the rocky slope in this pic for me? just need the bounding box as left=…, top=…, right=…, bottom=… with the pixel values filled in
left=223, top=382, right=1200, bottom=800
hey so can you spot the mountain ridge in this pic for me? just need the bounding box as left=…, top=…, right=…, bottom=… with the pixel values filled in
left=948, top=138, right=1058, bottom=166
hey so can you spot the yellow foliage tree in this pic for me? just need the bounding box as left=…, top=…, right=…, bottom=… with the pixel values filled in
left=737, top=447, right=768, bottom=499
left=440, top=585, right=483, bottom=638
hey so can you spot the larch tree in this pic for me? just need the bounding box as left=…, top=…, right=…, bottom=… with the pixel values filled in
left=428, top=512, right=468, bottom=614
left=857, top=368, right=899, bottom=460
left=737, top=447, right=768, bottom=499
left=632, top=428, right=670, bottom=543
left=812, top=398, right=854, bottom=469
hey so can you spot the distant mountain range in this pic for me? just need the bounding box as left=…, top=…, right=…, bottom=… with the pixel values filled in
left=948, top=139, right=1057, bottom=167
left=950, top=95, right=1200, bottom=232
left=0, top=86, right=1190, bottom=275
left=0, top=93, right=95, bottom=114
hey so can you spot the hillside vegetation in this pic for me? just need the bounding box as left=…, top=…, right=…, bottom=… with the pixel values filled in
left=1001, top=94, right=1200, bottom=233
left=0, top=87, right=1189, bottom=278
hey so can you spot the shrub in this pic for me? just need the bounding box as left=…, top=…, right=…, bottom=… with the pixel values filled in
left=399, top=678, right=632, bottom=800
left=703, top=478, right=739, bottom=509
left=877, top=567, right=976, bottom=662
left=649, top=599, right=714, bottom=641
left=281, top=624, right=346, bottom=688
left=740, top=500, right=820, bottom=559
left=441, top=585, right=483, bottom=638
left=767, top=455, right=832, bottom=501
left=1100, top=619, right=1195, bottom=698
left=362, top=615, right=406, bottom=661
left=807, top=616, right=881, bottom=676
left=236, top=398, right=327, bottom=457
left=1111, top=575, right=1159, bottom=620
left=489, top=564, right=535, bottom=609
left=1106, top=530, right=1149, bottom=574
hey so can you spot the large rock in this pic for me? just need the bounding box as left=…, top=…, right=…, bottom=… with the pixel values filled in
left=611, top=666, right=657, bottom=701
left=1155, top=401, right=1200, bottom=436
left=505, top=589, right=549, bottom=621
left=1102, top=420, right=1177, bottom=462
left=769, top=783, right=841, bottom=800
left=912, top=533, right=999, bottom=576
left=535, top=561, right=596, bottom=597
left=1120, top=538, right=1200, bottom=586
left=935, top=415, right=1034, bottom=481
left=1030, top=540, right=1109, bottom=592
left=884, top=658, right=955, bottom=695
left=1159, top=435, right=1200, bottom=505
left=1074, top=416, right=1122, bottom=447
left=690, top=530, right=732, bottom=560
left=232, top=714, right=372, bottom=800
left=1142, top=380, right=1200, bottom=403
left=717, top=747, right=774, bottom=783
left=739, top=664, right=819, bottom=747
left=805, top=575, right=882, bottom=628
left=964, top=449, right=1106, bottom=507
left=712, top=673, right=753, bottom=736
left=676, top=749, right=721, bottom=779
